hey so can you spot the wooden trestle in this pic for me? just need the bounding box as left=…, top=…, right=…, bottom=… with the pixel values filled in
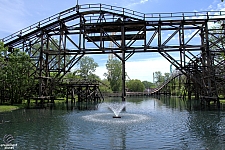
left=2, top=3, right=225, bottom=109
left=61, top=79, right=104, bottom=104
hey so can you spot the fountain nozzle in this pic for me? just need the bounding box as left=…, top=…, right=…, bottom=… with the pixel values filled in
left=113, top=116, right=121, bottom=118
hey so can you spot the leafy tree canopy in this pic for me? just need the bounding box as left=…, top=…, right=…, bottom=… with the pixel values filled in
left=99, top=79, right=112, bottom=93
left=154, top=71, right=171, bottom=86
left=126, top=79, right=145, bottom=92
left=104, top=58, right=122, bottom=92
left=77, top=56, right=99, bottom=79
left=0, top=41, right=34, bottom=104
left=142, top=81, right=155, bottom=89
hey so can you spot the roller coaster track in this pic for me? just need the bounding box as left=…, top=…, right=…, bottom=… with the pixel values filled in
left=151, top=70, right=182, bottom=94
left=1, top=3, right=225, bottom=105
left=3, top=4, right=225, bottom=46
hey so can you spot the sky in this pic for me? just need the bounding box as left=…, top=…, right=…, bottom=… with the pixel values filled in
left=0, top=0, right=225, bottom=82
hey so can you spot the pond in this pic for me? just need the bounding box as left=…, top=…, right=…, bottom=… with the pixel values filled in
left=0, top=96, right=225, bottom=150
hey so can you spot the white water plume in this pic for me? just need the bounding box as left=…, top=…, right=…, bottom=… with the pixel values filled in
left=107, top=102, right=126, bottom=117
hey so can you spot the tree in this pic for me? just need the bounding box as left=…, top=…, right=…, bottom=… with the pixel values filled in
left=126, top=79, right=145, bottom=92
left=142, top=81, right=155, bottom=89
left=153, top=71, right=171, bottom=86
left=32, top=38, right=70, bottom=70
left=208, top=24, right=225, bottom=97
left=77, top=56, right=99, bottom=79
left=104, top=58, right=122, bottom=92
left=164, top=73, right=170, bottom=81
left=99, top=79, right=112, bottom=93
left=154, top=71, right=163, bottom=86
left=0, top=41, right=34, bottom=104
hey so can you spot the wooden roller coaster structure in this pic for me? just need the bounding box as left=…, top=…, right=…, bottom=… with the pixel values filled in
left=2, top=3, right=225, bottom=108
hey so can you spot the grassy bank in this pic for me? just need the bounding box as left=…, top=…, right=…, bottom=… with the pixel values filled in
left=0, top=101, right=28, bottom=113
left=0, top=99, right=68, bottom=113
left=0, top=105, right=23, bottom=113
left=220, top=99, right=225, bottom=104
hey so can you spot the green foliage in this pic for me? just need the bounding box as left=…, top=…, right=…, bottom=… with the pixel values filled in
left=0, top=105, right=21, bottom=112
left=0, top=41, right=34, bottom=104
left=126, top=79, right=145, bottom=92
left=164, top=73, right=170, bottom=81
left=64, top=72, right=80, bottom=79
left=77, top=56, right=99, bottom=79
left=208, top=23, right=225, bottom=97
left=154, top=71, right=163, bottom=85
left=142, top=80, right=155, bottom=89
left=32, top=38, right=71, bottom=70
left=99, top=79, right=113, bottom=93
left=104, top=58, right=122, bottom=92
left=153, top=71, right=187, bottom=96
left=154, top=71, right=171, bottom=86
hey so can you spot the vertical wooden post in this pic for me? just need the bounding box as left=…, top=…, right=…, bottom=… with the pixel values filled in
left=121, top=22, right=126, bottom=102
left=39, top=30, right=44, bottom=98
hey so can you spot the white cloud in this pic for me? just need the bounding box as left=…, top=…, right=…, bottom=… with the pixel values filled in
left=126, top=58, right=170, bottom=82
left=208, top=5, right=213, bottom=10
left=140, top=0, right=148, bottom=4
left=207, top=0, right=223, bottom=11
left=126, top=0, right=149, bottom=8
left=95, top=65, right=107, bottom=79
left=217, top=2, right=225, bottom=10
left=181, top=0, right=225, bottom=26
left=95, top=56, right=171, bottom=82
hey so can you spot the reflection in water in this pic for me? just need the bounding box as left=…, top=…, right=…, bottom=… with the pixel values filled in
left=0, top=96, right=225, bottom=149
left=109, top=124, right=126, bottom=150
left=159, top=96, right=201, bottom=111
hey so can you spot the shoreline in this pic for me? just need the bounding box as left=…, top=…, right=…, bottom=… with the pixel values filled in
left=0, top=105, right=25, bottom=113
left=1, top=98, right=225, bottom=113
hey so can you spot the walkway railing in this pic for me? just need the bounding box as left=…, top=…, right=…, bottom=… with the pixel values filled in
left=2, top=3, right=225, bottom=44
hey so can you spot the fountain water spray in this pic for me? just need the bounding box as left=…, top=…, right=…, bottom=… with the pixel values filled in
left=108, top=102, right=126, bottom=118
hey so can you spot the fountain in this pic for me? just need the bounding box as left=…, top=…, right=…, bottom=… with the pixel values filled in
left=107, top=102, right=126, bottom=118
left=1, top=98, right=223, bottom=149
left=82, top=101, right=149, bottom=124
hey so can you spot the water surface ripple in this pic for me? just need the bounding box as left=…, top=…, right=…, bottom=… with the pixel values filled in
left=0, top=97, right=225, bottom=149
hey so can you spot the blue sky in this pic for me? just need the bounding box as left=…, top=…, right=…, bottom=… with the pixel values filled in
left=0, top=0, right=225, bottom=82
